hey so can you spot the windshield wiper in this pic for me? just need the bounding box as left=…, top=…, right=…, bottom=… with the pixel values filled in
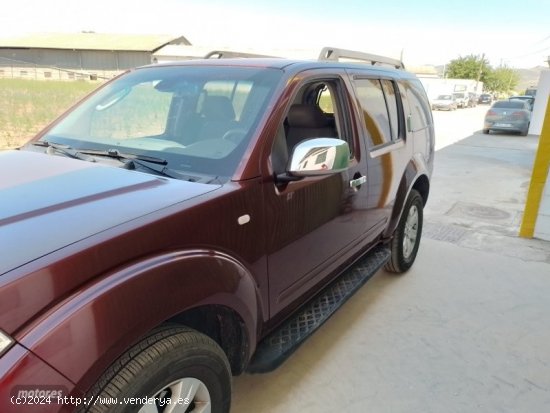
left=33, top=141, right=96, bottom=162
left=77, top=148, right=168, bottom=164
left=77, top=148, right=185, bottom=179
left=33, top=143, right=200, bottom=181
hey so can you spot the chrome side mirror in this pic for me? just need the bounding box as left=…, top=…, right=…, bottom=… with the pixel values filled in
left=288, top=138, right=350, bottom=177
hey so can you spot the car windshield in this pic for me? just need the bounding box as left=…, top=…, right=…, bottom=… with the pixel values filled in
left=493, top=101, right=525, bottom=109
left=36, top=65, right=283, bottom=180
left=437, top=95, right=452, bottom=100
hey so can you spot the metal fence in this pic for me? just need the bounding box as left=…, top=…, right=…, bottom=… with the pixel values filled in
left=0, top=56, right=118, bottom=82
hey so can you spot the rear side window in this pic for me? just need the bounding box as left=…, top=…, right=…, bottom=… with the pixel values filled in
left=381, top=80, right=401, bottom=140
left=353, top=78, right=401, bottom=147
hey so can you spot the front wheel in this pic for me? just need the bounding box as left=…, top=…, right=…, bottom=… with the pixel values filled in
left=385, top=189, right=423, bottom=273
left=78, top=326, right=232, bottom=413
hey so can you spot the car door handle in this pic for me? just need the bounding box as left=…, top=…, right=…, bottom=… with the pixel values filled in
left=349, top=176, right=367, bottom=188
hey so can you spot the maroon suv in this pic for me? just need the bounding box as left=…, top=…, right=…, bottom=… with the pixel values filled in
left=0, top=48, right=434, bottom=412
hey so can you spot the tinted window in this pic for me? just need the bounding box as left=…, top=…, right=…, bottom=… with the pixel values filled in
left=381, top=80, right=401, bottom=140
left=493, top=101, right=525, bottom=109
left=354, top=79, right=392, bottom=146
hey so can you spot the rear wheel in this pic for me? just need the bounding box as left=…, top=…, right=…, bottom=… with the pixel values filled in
left=78, top=326, right=232, bottom=413
left=385, top=189, right=423, bottom=273
left=520, top=125, right=529, bottom=136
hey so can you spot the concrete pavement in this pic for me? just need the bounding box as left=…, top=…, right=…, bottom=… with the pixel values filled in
left=425, top=131, right=549, bottom=264
left=232, top=118, right=550, bottom=412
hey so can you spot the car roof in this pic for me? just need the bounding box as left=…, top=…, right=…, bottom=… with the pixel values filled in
left=138, top=58, right=416, bottom=79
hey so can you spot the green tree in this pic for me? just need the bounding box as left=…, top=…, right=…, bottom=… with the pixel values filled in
left=483, top=66, right=520, bottom=94
left=446, top=54, right=491, bottom=82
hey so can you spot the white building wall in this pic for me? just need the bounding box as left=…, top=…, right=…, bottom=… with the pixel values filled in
left=534, top=169, right=550, bottom=241
left=418, top=77, right=483, bottom=100
left=532, top=70, right=550, bottom=241
left=529, top=69, right=550, bottom=135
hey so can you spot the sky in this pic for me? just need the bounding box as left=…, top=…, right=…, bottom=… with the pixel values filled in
left=1, top=0, right=549, bottom=68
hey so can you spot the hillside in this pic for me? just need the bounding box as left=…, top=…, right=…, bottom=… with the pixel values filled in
left=516, top=66, right=546, bottom=94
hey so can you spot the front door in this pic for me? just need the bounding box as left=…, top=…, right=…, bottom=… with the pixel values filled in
left=264, top=76, right=371, bottom=316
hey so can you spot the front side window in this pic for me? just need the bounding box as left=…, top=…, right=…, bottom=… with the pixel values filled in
left=270, top=79, right=351, bottom=176
left=38, top=66, right=283, bottom=180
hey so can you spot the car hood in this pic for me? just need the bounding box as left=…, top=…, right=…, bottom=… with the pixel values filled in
left=0, top=150, right=220, bottom=275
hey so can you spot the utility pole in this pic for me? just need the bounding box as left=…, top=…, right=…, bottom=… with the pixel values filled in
left=475, top=53, right=485, bottom=93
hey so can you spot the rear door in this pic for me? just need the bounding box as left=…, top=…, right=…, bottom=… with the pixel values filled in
left=347, top=73, right=411, bottom=231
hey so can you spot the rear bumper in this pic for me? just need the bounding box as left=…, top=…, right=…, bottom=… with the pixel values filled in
left=432, top=104, right=454, bottom=110
left=0, top=344, right=80, bottom=413
left=484, top=120, right=529, bottom=133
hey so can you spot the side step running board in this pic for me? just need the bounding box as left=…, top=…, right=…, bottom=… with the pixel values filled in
left=247, top=245, right=391, bottom=373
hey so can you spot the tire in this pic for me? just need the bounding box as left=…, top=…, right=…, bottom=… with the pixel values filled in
left=520, top=125, right=529, bottom=136
left=78, top=326, right=232, bottom=413
left=385, top=189, right=423, bottom=273
left=482, top=129, right=489, bottom=134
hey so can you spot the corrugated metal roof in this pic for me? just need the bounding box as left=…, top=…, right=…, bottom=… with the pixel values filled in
left=0, top=33, right=191, bottom=52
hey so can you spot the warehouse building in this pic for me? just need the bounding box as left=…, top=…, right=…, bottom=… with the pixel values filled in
left=0, top=32, right=190, bottom=81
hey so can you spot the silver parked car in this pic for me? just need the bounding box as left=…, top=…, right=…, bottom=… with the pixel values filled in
left=431, top=94, right=458, bottom=111
left=483, top=100, right=531, bottom=136
left=453, top=92, right=468, bottom=108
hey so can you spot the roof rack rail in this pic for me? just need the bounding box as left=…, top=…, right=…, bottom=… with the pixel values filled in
left=319, top=47, right=404, bottom=70
left=204, top=50, right=278, bottom=59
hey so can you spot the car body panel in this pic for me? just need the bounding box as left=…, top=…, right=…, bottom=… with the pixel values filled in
left=16, top=249, right=259, bottom=391
left=0, top=150, right=219, bottom=277
left=0, top=344, right=81, bottom=413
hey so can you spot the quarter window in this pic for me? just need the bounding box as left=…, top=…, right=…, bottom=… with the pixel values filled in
left=402, top=79, right=432, bottom=132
